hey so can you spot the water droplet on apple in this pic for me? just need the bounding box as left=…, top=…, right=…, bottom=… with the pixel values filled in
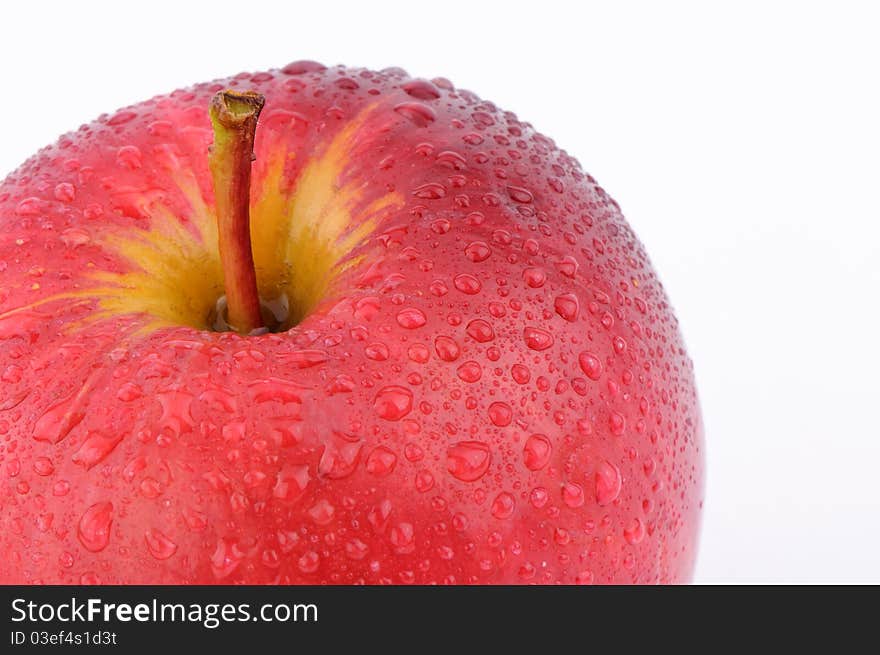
left=407, top=343, right=430, bottom=363
left=456, top=360, right=482, bottom=383
left=80, top=572, right=101, bottom=585
left=364, top=342, right=390, bottom=361
left=282, top=60, right=326, bottom=75
left=562, top=482, right=585, bottom=508
left=396, top=307, right=427, bottom=329
left=32, top=457, right=54, bottom=476
left=107, top=110, right=137, bottom=126
left=116, top=145, right=142, bottom=170
left=318, top=439, right=363, bottom=478
left=434, top=335, right=461, bottom=362
left=183, top=507, right=208, bottom=532
left=412, top=182, right=446, bottom=199
left=414, top=469, right=435, bottom=492
left=53, top=480, right=71, bottom=496
left=211, top=538, right=244, bottom=579
left=33, top=394, right=85, bottom=444
left=523, top=326, right=553, bottom=351
left=77, top=502, right=113, bottom=552
left=624, top=518, right=645, bottom=545
left=464, top=241, right=491, bottom=262
left=491, top=492, right=516, bottom=519
left=298, top=550, right=321, bottom=574
left=554, top=293, right=579, bottom=321
left=53, top=182, right=76, bottom=203
left=609, top=411, right=626, bottom=436
left=525, top=486, right=546, bottom=508
left=272, top=464, right=310, bottom=503
left=523, top=434, right=552, bottom=471
left=365, top=446, right=398, bottom=476
left=15, top=197, right=41, bottom=216
left=282, top=349, right=330, bottom=369
left=155, top=390, right=194, bottom=436
left=250, top=377, right=306, bottom=404
left=511, top=364, right=531, bottom=384
left=453, top=273, right=481, bottom=294
left=308, top=499, right=335, bottom=525
left=145, top=528, right=178, bottom=560
left=401, top=78, right=441, bottom=100
left=522, top=267, right=546, bottom=288
left=437, top=151, right=467, bottom=172
left=60, top=226, right=90, bottom=247
left=374, top=385, right=414, bottom=421
left=446, top=441, right=491, bottom=482
left=488, top=401, right=512, bottom=427
left=596, top=459, right=622, bottom=505
left=555, top=255, right=579, bottom=278
left=578, top=351, right=603, bottom=380
left=71, top=432, right=123, bottom=469
left=506, top=185, right=533, bottom=203
left=394, top=102, right=437, bottom=127
left=389, top=522, right=416, bottom=554
left=465, top=319, right=494, bottom=343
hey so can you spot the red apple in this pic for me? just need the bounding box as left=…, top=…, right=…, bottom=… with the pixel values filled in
left=0, top=62, right=703, bottom=584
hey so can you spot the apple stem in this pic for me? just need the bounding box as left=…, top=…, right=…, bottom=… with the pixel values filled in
left=208, top=90, right=265, bottom=335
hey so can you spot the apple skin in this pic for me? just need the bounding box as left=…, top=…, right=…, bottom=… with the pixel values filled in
left=0, top=62, right=703, bottom=584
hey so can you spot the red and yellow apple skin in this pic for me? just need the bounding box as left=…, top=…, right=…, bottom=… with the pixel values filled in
left=0, top=62, right=703, bottom=584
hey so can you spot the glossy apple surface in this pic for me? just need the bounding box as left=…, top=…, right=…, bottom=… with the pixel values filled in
left=0, top=62, right=703, bottom=583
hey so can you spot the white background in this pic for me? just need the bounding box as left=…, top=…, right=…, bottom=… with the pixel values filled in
left=2, top=1, right=878, bottom=583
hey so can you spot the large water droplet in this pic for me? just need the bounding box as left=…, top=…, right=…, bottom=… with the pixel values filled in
left=374, top=385, right=414, bottom=421
left=33, top=394, right=85, bottom=444
left=77, top=502, right=113, bottom=552
left=554, top=294, right=579, bottom=321
left=523, top=434, right=552, bottom=471
left=318, top=438, right=363, bottom=479
left=365, top=446, right=398, bottom=476
left=562, top=482, right=585, bottom=508
left=464, top=241, right=491, bottom=263
left=32, top=457, right=55, bottom=477
left=273, top=464, right=310, bottom=503
left=54, top=182, right=76, bottom=203
left=446, top=441, right=491, bottom=482
left=506, top=185, right=533, bottom=203
left=389, top=522, right=416, bottom=554
left=595, top=459, right=622, bottom=506
left=456, top=361, right=483, bottom=383
left=523, top=327, right=554, bottom=351
left=413, top=183, right=446, bottom=201
left=434, top=336, right=461, bottom=362
left=453, top=273, right=482, bottom=295
left=609, top=411, right=626, bottom=436
left=71, top=432, right=123, bottom=469
left=466, top=319, right=495, bottom=343
left=624, top=518, right=645, bottom=545
left=511, top=364, right=531, bottom=385
left=364, top=342, right=390, bottom=361
left=282, top=349, right=330, bottom=369
left=488, top=401, right=512, bottom=427
left=415, top=469, right=435, bottom=492
left=145, top=528, right=178, bottom=560
left=578, top=351, right=603, bottom=380
left=491, top=492, right=516, bottom=520
left=211, top=538, right=244, bottom=579
left=396, top=307, right=427, bottom=329
left=394, top=102, right=437, bottom=127
left=282, top=60, right=327, bottom=75
left=522, top=267, right=546, bottom=288
left=402, top=79, right=441, bottom=100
